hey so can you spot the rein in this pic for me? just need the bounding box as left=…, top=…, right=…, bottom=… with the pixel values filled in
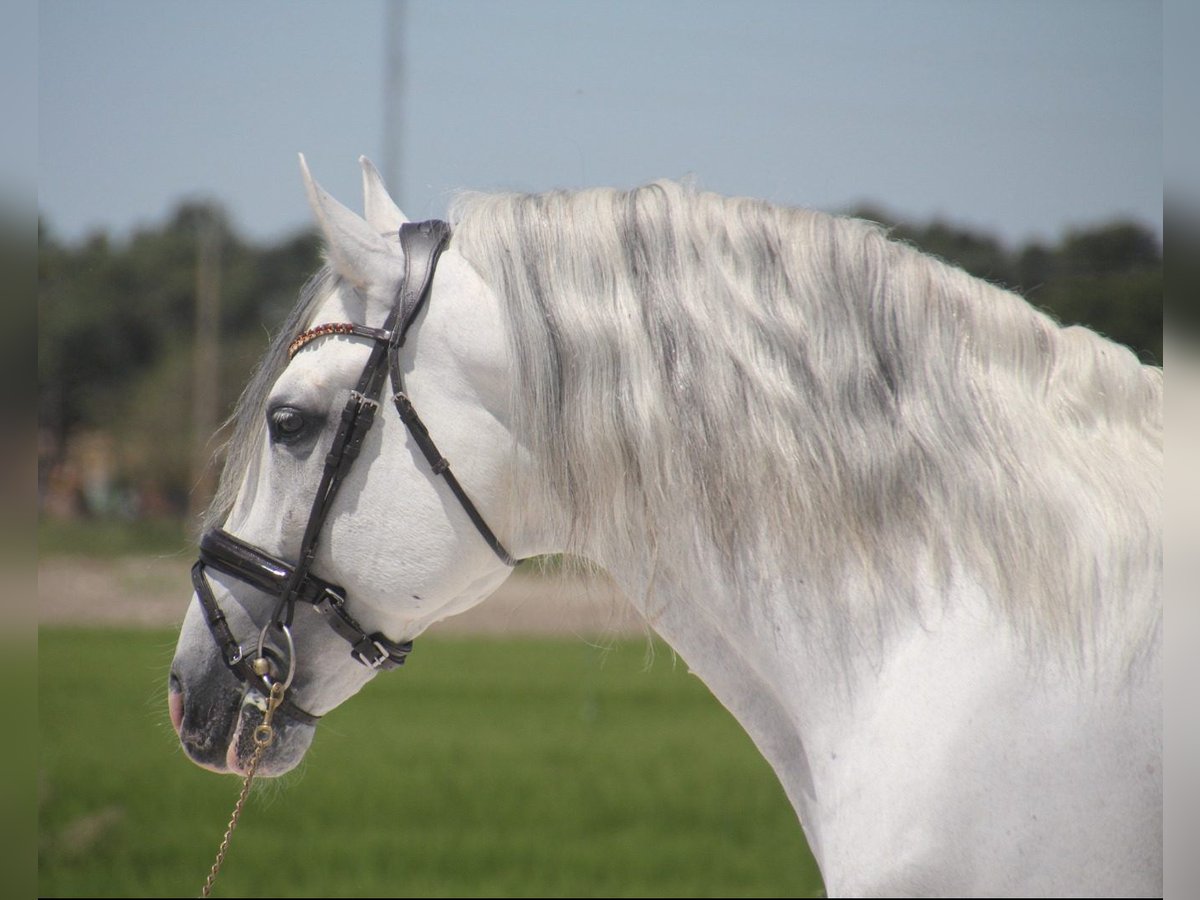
left=195, top=220, right=517, bottom=896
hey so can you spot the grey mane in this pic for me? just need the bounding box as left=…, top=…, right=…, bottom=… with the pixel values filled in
left=449, top=180, right=1161, bottom=666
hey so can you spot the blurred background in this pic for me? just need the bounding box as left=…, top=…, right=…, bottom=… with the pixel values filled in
left=38, top=2, right=1162, bottom=897
left=38, top=0, right=1163, bottom=535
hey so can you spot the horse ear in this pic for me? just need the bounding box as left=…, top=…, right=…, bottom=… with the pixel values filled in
left=360, top=156, right=409, bottom=234
left=299, top=154, right=400, bottom=294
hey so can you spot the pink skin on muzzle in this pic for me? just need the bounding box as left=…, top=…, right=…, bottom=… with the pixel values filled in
left=168, top=690, right=183, bottom=735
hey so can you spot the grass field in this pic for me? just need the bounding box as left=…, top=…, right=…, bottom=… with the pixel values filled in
left=38, top=519, right=192, bottom=558
left=40, top=629, right=823, bottom=898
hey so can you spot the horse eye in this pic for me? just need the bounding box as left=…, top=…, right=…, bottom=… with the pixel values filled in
left=269, top=407, right=308, bottom=442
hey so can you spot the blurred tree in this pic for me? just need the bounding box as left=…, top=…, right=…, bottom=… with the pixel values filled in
left=1059, top=222, right=1161, bottom=278
left=1165, top=201, right=1200, bottom=343
left=39, top=203, right=322, bottom=515
left=1015, top=243, right=1054, bottom=290
left=847, top=206, right=1161, bottom=363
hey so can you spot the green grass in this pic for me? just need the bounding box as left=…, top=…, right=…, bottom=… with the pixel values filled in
left=38, top=519, right=192, bottom=558
left=40, top=629, right=823, bottom=898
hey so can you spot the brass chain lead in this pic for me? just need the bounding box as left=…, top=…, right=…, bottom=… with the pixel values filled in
left=200, top=680, right=286, bottom=898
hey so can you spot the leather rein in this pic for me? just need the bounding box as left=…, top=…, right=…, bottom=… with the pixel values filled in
left=191, top=220, right=516, bottom=725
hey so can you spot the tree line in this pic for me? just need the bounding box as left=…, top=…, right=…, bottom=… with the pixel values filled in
left=38, top=201, right=1162, bottom=520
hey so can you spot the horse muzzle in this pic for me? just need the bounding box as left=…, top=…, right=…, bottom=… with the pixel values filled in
left=168, top=665, right=315, bottom=777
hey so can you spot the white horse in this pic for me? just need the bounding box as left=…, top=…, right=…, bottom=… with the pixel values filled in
left=170, top=157, right=1162, bottom=897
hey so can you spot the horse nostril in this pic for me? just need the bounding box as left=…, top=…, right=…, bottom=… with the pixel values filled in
left=168, top=671, right=184, bottom=735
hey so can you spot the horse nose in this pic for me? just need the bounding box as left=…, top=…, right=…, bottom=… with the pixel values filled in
left=168, top=671, right=184, bottom=736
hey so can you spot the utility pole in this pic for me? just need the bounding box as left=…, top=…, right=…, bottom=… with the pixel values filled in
left=188, top=210, right=221, bottom=527
left=383, top=0, right=406, bottom=202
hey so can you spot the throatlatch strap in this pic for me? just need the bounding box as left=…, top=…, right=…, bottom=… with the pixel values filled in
left=390, top=223, right=518, bottom=567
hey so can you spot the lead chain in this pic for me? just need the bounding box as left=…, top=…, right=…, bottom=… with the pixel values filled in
left=199, top=679, right=286, bottom=898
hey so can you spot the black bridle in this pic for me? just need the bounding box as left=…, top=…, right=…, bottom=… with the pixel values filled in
left=191, top=220, right=517, bottom=725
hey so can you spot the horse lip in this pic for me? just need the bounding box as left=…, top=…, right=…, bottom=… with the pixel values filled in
left=171, top=663, right=317, bottom=776
left=178, top=711, right=237, bottom=771
left=173, top=676, right=248, bottom=773
left=222, top=689, right=317, bottom=777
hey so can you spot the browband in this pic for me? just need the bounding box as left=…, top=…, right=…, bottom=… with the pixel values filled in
left=289, top=323, right=391, bottom=359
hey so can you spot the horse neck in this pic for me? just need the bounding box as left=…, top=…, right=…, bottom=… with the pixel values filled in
left=600, top=547, right=1158, bottom=895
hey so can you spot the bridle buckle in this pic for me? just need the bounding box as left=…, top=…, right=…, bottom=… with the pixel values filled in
left=367, top=640, right=389, bottom=668
left=351, top=637, right=391, bottom=669
left=349, top=390, right=379, bottom=413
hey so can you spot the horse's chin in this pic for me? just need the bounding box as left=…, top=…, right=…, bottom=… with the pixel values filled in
left=171, top=679, right=315, bottom=777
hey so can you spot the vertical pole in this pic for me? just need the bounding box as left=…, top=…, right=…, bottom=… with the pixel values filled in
left=189, top=211, right=221, bottom=526
left=383, top=0, right=406, bottom=203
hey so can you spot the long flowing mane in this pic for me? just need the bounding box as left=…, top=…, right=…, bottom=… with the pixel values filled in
left=450, top=181, right=1161, bottom=666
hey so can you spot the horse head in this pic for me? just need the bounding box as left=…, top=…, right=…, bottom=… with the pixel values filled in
left=168, top=158, right=544, bottom=775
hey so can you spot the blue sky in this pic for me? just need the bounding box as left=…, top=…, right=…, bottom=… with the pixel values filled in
left=39, top=0, right=1162, bottom=248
